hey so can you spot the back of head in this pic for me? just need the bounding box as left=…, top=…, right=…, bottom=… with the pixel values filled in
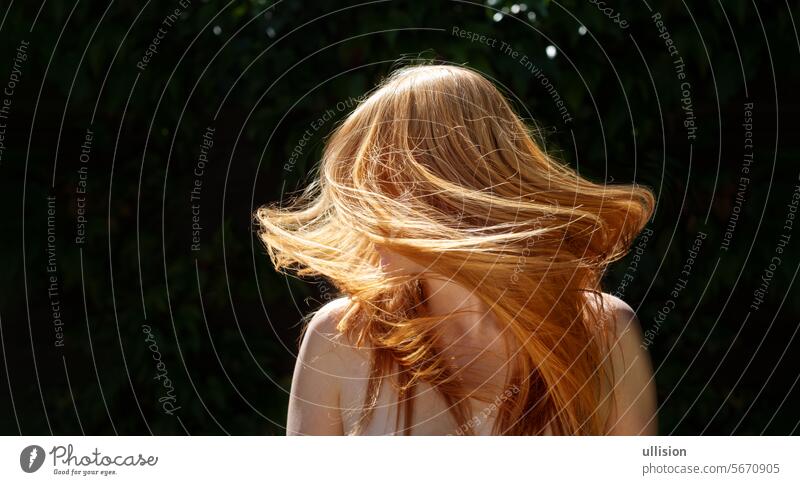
left=257, top=63, right=654, bottom=435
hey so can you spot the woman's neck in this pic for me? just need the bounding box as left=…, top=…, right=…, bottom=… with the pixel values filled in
left=420, top=275, right=491, bottom=322
left=419, top=274, right=511, bottom=394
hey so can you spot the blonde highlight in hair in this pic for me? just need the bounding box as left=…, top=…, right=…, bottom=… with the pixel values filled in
left=257, top=64, right=654, bottom=435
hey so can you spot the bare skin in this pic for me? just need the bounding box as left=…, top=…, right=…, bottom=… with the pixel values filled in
left=286, top=253, right=658, bottom=435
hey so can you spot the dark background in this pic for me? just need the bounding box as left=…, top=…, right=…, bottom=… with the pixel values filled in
left=0, top=0, right=798, bottom=435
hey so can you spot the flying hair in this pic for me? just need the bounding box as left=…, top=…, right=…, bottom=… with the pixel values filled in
left=256, top=63, right=655, bottom=435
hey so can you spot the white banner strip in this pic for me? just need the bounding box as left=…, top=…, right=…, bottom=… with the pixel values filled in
left=1, top=436, right=798, bottom=484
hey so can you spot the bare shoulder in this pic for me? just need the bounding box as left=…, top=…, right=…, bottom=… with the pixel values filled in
left=590, top=292, right=640, bottom=337
left=287, top=297, right=369, bottom=435
left=594, top=293, right=648, bottom=375
left=300, top=297, right=368, bottom=368
left=305, top=297, right=351, bottom=342
left=590, top=292, right=658, bottom=435
left=602, top=292, right=636, bottom=317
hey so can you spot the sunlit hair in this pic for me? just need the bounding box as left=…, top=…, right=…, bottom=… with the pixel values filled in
left=256, top=64, right=654, bottom=435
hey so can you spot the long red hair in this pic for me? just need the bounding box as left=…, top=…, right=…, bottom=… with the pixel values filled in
left=257, top=64, right=654, bottom=434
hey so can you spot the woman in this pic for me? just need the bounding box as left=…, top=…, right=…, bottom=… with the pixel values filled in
left=257, top=64, right=657, bottom=435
